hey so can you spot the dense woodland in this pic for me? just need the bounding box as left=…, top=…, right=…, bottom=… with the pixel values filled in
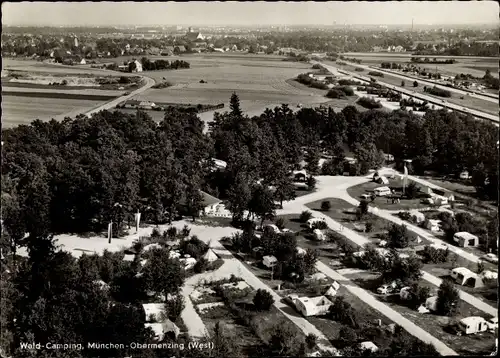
left=1, top=94, right=498, bottom=357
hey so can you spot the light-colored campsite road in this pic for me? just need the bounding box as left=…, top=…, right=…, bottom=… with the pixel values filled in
left=277, top=171, right=497, bottom=317
left=181, top=236, right=338, bottom=354
left=317, top=262, right=458, bottom=356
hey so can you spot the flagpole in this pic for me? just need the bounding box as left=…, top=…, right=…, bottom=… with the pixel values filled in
left=108, top=221, right=112, bottom=244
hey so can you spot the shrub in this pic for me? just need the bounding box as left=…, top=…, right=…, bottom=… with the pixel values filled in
left=424, top=86, right=451, bottom=98
left=275, top=217, right=286, bottom=230
left=321, top=200, right=331, bottom=211
left=365, top=222, right=373, bottom=233
left=312, top=221, right=328, bottom=230
left=387, top=224, right=410, bottom=249
left=299, top=210, right=312, bottom=223
left=337, top=326, right=358, bottom=348
left=181, top=225, right=191, bottom=237
left=329, top=296, right=359, bottom=328
left=437, top=279, right=460, bottom=316
left=194, top=257, right=209, bottom=273
left=306, top=333, right=318, bottom=350
left=422, top=246, right=449, bottom=263
left=357, top=97, right=383, bottom=109
left=326, top=89, right=346, bottom=99
left=253, top=289, right=275, bottom=311
left=166, top=226, right=177, bottom=239
left=151, top=227, right=162, bottom=238
left=401, top=80, right=405, bottom=87
left=413, top=81, right=418, bottom=87
left=399, top=211, right=412, bottom=221
left=368, top=71, right=384, bottom=77
left=165, top=295, right=185, bottom=322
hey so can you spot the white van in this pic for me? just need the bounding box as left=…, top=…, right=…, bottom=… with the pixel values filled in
left=373, top=186, right=392, bottom=197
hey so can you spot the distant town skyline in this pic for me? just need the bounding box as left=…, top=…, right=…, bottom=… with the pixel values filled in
left=2, top=1, right=499, bottom=27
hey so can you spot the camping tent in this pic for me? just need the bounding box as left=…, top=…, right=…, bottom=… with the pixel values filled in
left=203, top=249, right=218, bottom=263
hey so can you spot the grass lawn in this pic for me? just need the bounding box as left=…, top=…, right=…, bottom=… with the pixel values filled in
left=306, top=285, right=394, bottom=347
left=348, top=271, right=496, bottom=355
left=305, top=198, right=431, bottom=248
left=196, top=297, right=265, bottom=356
left=346, top=177, right=432, bottom=211
left=418, top=176, right=497, bottom=210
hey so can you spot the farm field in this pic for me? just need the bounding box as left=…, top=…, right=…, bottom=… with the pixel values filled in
left=131, top=54, right=330, bottom=110
left=329, top=61, right=499, bottom=115
left=2, top=86, right=124, bottom=97
left=2, top=95, right=106, bottom=128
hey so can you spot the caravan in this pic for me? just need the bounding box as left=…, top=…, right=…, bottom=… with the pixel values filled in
left=374, top=186, right=392, bottom=197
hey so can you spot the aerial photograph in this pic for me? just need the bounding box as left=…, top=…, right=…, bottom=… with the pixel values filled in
left=0, top=1, right=498, bottom=357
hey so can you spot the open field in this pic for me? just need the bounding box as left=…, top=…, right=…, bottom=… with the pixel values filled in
left=132, top=54, right=330, bottom=109
left=2, top=95, right=106, bottom=128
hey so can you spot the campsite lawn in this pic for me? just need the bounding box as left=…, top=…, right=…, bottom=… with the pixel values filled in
left=346, top=177, right=432, bottom=211
left=345, top=269, right=496, bottom=355
left=304, top=198, right=431, bottom=248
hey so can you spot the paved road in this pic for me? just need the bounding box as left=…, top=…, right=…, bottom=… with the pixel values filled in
left=317, top=262, right=458, bottom=356
left=352, top=63, right=498, bottom=104
left=85, top=74, right=155, bottom=117
left=313, top=61, right=499, bottom=124
left=421, top=272, right=497, bottom=317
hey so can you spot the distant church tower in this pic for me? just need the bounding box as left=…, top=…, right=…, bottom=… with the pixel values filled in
left=188, top=27, right=193, bottom=33
left=74, top=36, right=79, bottom=47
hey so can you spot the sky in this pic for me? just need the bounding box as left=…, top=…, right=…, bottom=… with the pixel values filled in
left=2, top=1, right=499, bottom=27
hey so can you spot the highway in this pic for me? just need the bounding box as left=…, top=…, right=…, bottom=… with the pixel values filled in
left=313, top=60, right=499, bottom=124
left=85, top=74, right=155, bottom=117
left=359, top=64, right=499, bottom=103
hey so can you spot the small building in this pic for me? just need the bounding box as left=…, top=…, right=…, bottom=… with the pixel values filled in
left=458, top=316, right=490, bottom=335
left=453, top=232, right=479, bottom=248
left=179, top=257, right=197, bottom=270
left=145, top=320, right=180, bottom=340
left=263, top=255, right=278, bottom=268
left=296, top=247, right=307, bottom=256
left=143, top=243, right=162, bottom=252
left=409, top=210, right=425, bottom=224
left=132, top=60, right=143, bottom=72
left=307, top=218, right=325, bottom=229
left=376, top=176, right=390, bottom=185
left=426, top=219, right=442, bottom=232
left=374, top=186, right=392, bottom=196
left=433, top=195, right=448, bottom=206
left=450, top=267, right=484, bottom=288
left=313, top=229, right=325, bottom=241
left=294, top=296, right=333, bottom=317
left=203, top=249, right=218, bottom=263
left=211, top=158, right=227, bottom=170
left=123, top=254, right=135, bottom=262
left=168, top=250, right=181, bottom=259
left=200, top=191, right=223, bottom=216
left=292, top=169, right=308, bottom=182
left=459, top=171, right=471, bottom=180
left=263, top=224, right=280, bottom=234
left=324, top=281, right=341, bottom=298
left=359, top=341, right=379, bottom=353
left=79, top=58, right=86, bottom=65
left=142, top=303, right=165, bottom=322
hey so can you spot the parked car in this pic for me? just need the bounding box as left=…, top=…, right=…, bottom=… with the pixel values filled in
left=487, top=317, right=498, bottom=331
left=377, top=284, right=396, bottom=295
left=422, top=198, right=434, bottom=205
left=481, top=253, right=498, bottom=264
left=360, top=194, right=371, bottom=200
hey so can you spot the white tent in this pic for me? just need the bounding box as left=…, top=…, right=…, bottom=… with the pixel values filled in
left=203, top=249, right=218, bottom=263
left=360, top=341, right=378, bottom=352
